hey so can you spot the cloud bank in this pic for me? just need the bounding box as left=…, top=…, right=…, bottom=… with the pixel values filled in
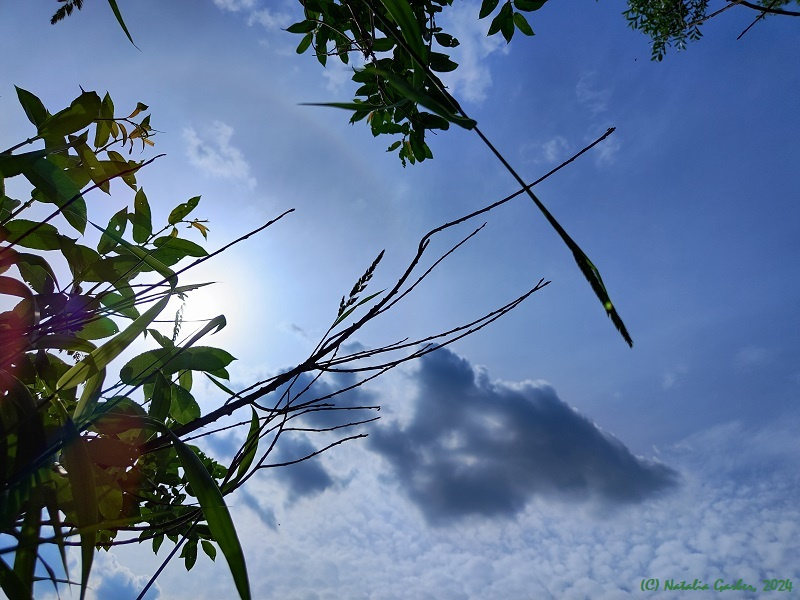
left=369, top=348, right=677, bottom=522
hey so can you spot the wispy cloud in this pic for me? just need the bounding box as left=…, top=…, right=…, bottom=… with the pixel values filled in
left=183, top=121, right=257, bottom=190
left=438, top=0, right=508, bottom=103
left=734, top=345, right=769, bottom=370
left=576, top=71, right=612, bottom=115
left=369, top=348, right=677, bottom=523
left=592, top=130, right=621, bottom=166
left=212, top=0, right=256, bottom=12
left=213, top=0, right=291, bottom=31
left=522, top=135, right=570, bottom=165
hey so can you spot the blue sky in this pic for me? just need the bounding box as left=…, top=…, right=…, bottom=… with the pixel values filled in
left=2, top=0, right=799, bottom=598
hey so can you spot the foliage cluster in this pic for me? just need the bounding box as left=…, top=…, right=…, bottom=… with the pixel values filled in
left=0, top=87, right=249, bottom=598
left=622, top=0, right=800, bottom=60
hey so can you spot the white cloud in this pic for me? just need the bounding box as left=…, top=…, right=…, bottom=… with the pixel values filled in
left=212, top=0, right=256, bottom=13
left=212, top=0, right=291, bottom=31
left=522, top=135, right=570, bottom=165
left=438, top=0, right=508, bottom=103
left=103, top=364, right=800, bottom=600
left=735, top=345, right=769, bottom=369
left=183, top=121, right=257, bottom=190
left=592, top=131, right=621, bottom=166
left=661, top=365, right=688, bottom=390
left=247, top=8, right=291, bottom=31
left=576, top=71, right=612, bottom=115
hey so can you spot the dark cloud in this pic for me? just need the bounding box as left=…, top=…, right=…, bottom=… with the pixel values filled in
left=238, top=488, right=279, bottom=530
left=369, top=348, right=678, bottom=523
left=271, top=434, right=335, bottom=501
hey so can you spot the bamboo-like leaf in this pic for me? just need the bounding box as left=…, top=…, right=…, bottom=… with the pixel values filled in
left=368, top=67, right=477, bottom=129
left=148, top=371, right=171, bottom=422
left=33, top=335, right=96, bottom=353
left=13, top=501, right=40, bottom=594
left=59, top=410, right=97, bottom=600
left=169, top=432, right=251, bottom=599
left=56, top=294, right=170, bottom=390
left=72, top=368, right=106, bottom=423
left=0, top=555, right=33, bottom=600
left=379, top=0, right=428, bottom=88
left=106, top=0, right=138, bottom=48
left=204, top=373, right=237, bottom=396
left=42, top=487, right=70, bottom=587
left=224, top=408, right=260, bottom=492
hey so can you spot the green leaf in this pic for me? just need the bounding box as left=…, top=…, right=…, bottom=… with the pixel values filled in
left=0, top=220, right=65, bottom=251
left=296, top=32, right=314, bottom=54
left=97, top=208, right=128, bottom=255
left=148, top=371, right=171, bottom=422
left=168, top=196, right=200, bottom=225
left=15, top=252, right=58, bottom=294
left=0, top=555, right=33, bottom=600
left=75, top=316, right=120, bottom=340
left=94, top=93, right=115, bottom=148
left=120, top=346, right=236, bottom=385
left=488, top=2, right=515, bottom=41
left=371, top=37, right=396, bottom=52
left=429, top=52, right=459, bottom=73
left=182, top=538, right=198, bottom=571
left=33, top=335, right=96, bottom=353
left=38, top=91, right=102, bottom=139
left=132, top=188, right=152, bottom=243
left=201, top=540, right=217, bottom=561
left=170, top=385, right=201, bottom=425
left=14, top=86, right=49, bottom=128
left=480, top=0, right=501, bottom=18
left=22, top=157, right=87, bottom=234
left=98, top=290, right=140, bottom=319
left=152, top=236, right=208, bottom=258
left=57, top=294, right=171, bottom=391
left=147, top=328, right=175, bottom=349
left=434, top=32, right=460, bottom=48
left=0, top=195, right=22, bottom=222
left=0, top=276, right=32, bottom=299
left=513, top=0, right=547, bottom=10
left=224, top=408, right=260, bottom=492
left=286, top=20, right=316, bottom=34
left=513, top=11, right=535, bottom=36
left=169, top=432, right=251, bottom=599
left=106, top=0, right=138, bottom=47
left=380, top=0, right=428, bottom=87
left=368, top=67, right=477, bottom=129
left=72, top=369, right=106, bottom=423
left=60, top=412, right=98, bottom=600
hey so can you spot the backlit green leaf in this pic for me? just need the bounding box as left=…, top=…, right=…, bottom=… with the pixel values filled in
left=97, top=208, right=128, bottom=255
left=38, top=90, right=101, bottom=139
left=170, top=385, right=200, bottom=425
left=14, top=86, right=49, bottom=128
left=132, top=188, right=152, bottom=243
left=169, top=432, right=251, bottom=599
left=168, top=196, right=200, bottom=225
